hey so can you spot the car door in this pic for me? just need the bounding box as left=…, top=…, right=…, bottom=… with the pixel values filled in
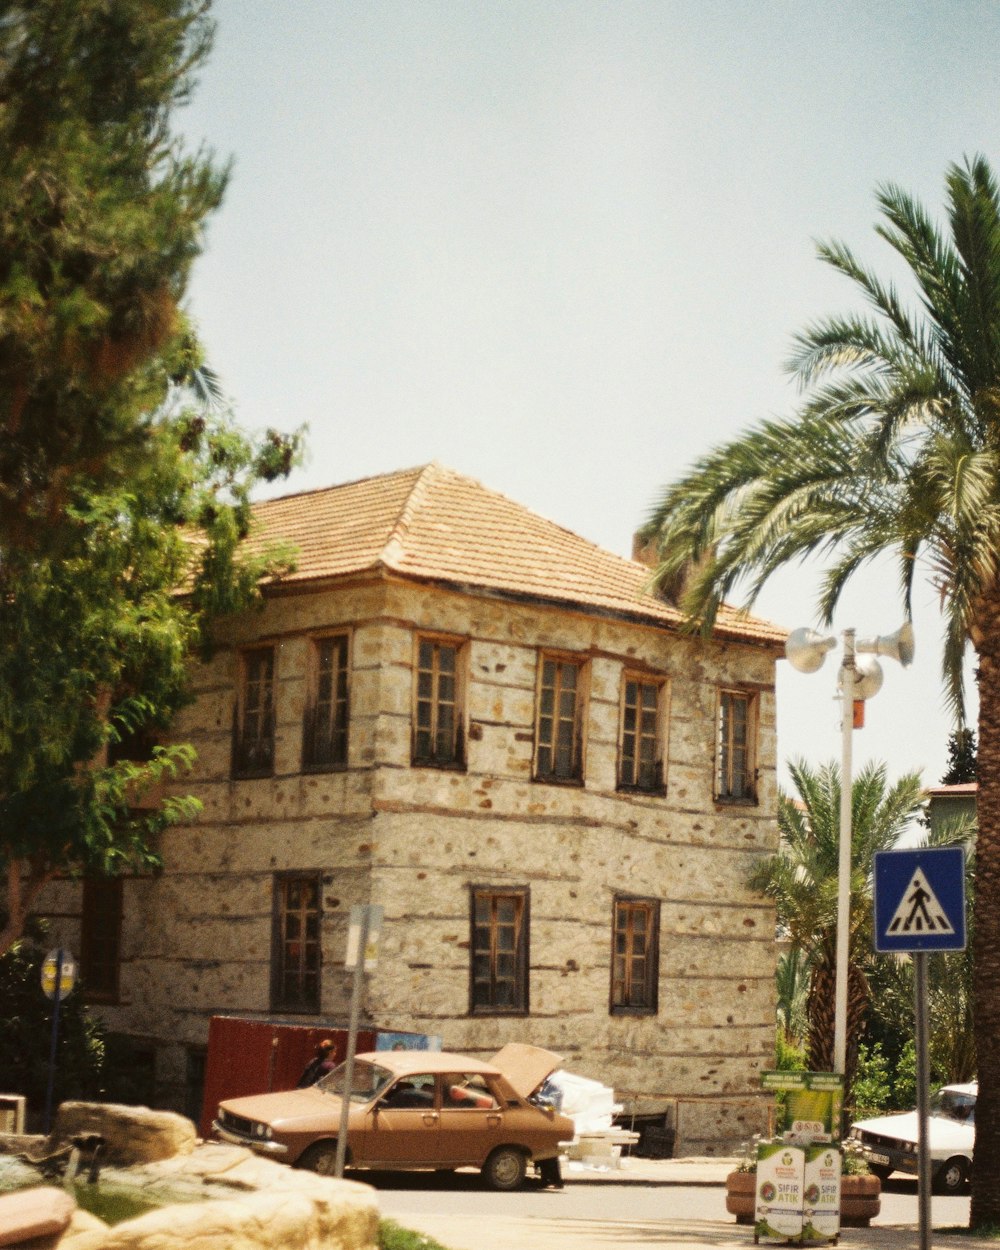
left=351, top=1072, right=443, bottom=1167
left=435, top=1071, right=508, bottom=1167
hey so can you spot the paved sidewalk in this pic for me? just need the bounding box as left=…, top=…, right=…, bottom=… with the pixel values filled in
left=563, top=1155, right=738, bottom=1186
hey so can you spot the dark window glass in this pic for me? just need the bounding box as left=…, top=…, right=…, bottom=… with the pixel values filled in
left=610, top=896, right=659, bottom=1014
left=470, top=887, right=528, bottom=1013
left=717, top=690, right=756, bottom=801
left=413, top=639, right=464, bottom=767
left=304, top=635, right=349, bottom=769
left=272, top=874, right=321, bottom=1013
left=535, top=658, right=584, bottom=782
left=233, top=647, right=275, bottom=778
left=80, top=877, right=123, bottom=1003
left=619, top=677, right=664, bottom=791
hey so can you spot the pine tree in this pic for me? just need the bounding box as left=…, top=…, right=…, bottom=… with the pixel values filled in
left=0, top=1, right=302, bottom=953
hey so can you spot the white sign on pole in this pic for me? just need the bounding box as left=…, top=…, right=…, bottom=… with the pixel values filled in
left=345, top=905, right=384, bottom=970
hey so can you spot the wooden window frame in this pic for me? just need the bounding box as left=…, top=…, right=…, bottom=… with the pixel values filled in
left=232, top=645, right=276, bottom=779
left=617, top=672, right=668, bottom=794
left=303, top=632, right=350, bottom=772
left=270, top=872, right=322, bottom=1014
left=610, top=894, right=660, bottom=1016
left=533, top=652, right=588, bottom=785
left=715, top=687, right=759, bottom=804
left=469, top=885, right=529, bottom=1016
left=412, top=634, right=467, bottom=770
left=80, top=877, right=123, bottom=1004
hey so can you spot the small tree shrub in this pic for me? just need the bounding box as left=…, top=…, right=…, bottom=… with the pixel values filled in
left=0, top=923, right=106, bottom=1119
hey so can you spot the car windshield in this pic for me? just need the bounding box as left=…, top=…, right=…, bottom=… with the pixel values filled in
left=316, top=1061, right=394, bottom=1103
left=931, top=1088, right=976, bottom=1125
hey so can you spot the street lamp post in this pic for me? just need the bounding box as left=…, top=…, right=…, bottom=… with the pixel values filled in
left=785, top=621, right=914, bottom=1075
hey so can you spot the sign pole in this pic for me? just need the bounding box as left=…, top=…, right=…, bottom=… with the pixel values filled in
left=334, top=907, right=371, bottom=1179
left=875, top=847, right=967, bottom=1250
left=833, top=632, right=856, bottom=1078
left=914, top=951, right=932, bottom=1250
left=43, top=947, right=65, bottom=1135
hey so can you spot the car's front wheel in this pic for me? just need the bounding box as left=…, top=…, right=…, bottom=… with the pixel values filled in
left=297, top=1141, right=342, bottom=1176
left=481, top=1146, right=528, bottom=1191
left=934, top=1157, right=969, bottom=1195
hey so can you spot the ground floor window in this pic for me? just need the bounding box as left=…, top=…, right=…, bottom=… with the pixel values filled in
left=80, top=877, right=123, bottom=1003
left=271, top=873, right=322, bottom=1013
left=470, top=886, right=529, bottom=1014
left=611, top=895, right=659, bottom=1014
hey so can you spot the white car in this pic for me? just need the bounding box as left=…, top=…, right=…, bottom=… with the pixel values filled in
left=850, top=1082, right=976, bottom=1194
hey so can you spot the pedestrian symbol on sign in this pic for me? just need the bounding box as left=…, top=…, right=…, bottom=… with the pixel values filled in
left=886, top=868, right=955, bottom=937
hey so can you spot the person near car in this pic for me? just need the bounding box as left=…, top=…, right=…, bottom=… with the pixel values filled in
left=530, top=1075, right=565, bottom=1188
left=297, top=1039, right=335, bottom=1087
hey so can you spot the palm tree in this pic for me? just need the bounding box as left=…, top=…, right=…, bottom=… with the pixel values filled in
left=775, top=946, right=811, bottom=1050
left=642, top=156, right=1000, bottom=1227
left=754, top=759, right=924, bottom=1090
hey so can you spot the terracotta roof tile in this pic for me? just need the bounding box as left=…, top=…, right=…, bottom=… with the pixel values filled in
left=250, top=464, right=786, bottom=647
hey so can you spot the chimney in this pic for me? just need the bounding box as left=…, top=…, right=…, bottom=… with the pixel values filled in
left=632, top=531, right=659, bottom=569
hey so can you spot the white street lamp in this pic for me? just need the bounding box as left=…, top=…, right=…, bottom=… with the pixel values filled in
left=785, top=621, right=914, bottom=1076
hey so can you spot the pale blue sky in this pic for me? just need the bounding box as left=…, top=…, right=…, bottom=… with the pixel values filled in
left=180, top=1, right=1000, bottom=794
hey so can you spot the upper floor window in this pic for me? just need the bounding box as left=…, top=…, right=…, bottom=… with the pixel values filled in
left=413, top=636, right=465, bottom=768
left=80, top=877, right=123, bottom=1003
left=611, top=895, right=659, bottom=1014
left=618, top=674, right=667, bottom=793
left=717, top=688, right=757, bottom=802
left=470, top=886, right=529, bottom=1014
left=233, top=646, right=275, bottom=778
left=303, top=634, right=349, bottom=770
left=534, top=654, right=586, bottom=783
left=271, top=873, right=321, bottom=1013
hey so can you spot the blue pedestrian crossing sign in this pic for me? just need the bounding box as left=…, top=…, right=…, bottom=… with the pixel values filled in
left=874, top=847, right=967, bottom=953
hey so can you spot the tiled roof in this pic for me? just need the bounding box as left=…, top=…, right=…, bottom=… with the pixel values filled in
left=249, top=463, right=786, bottom=646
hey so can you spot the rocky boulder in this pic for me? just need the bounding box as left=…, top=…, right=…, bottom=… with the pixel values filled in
left=50, top=1104, right=197, bottom=1165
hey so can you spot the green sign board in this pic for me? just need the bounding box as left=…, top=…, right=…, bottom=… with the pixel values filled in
left=760, top=1070, right=844, bottom=1142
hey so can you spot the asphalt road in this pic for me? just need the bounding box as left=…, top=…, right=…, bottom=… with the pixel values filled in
left=370, top=1170, right=978, bottom=1250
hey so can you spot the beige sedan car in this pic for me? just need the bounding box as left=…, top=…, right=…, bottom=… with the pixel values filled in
left=213, top=1043, right=574, bottom=1190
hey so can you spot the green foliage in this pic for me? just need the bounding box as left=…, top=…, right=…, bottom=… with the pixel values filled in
left=0, top=0, right=304, bottom=954
left=942, top=730, right=977, bottom=785
left=0, top=924, right=106, bottom=1114
left=642, top=155, right=1000, bottom=1219
left=379, top=1221, right=453, bottom=1250
left=641, top=154, right=1000, bottom=724
left=851, top=1041, right=892, bottom=1114
left=0, top=0, right=226, bottom=549
left=753, top=758, right=923, bottom=1075
left=775, top=948, right=810, bottom=1047
left=775, top=1025, right=807, bottom=1073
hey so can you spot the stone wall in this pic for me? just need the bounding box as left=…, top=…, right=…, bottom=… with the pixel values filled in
left=37, top=573, right=780, bottom=1152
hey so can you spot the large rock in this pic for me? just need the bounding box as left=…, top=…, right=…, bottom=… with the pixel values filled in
left=52, top=1104, right=197, bottom=1165
left=60, top=1187, right=379, bottom=1250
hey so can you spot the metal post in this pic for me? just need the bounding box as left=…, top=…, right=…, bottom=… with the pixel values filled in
left=43, top=948, right=65, bottom=1135
left=334, top=908, right=370, bottom=1179
left=914, top=952, right=932, bottom=1250
left=834, top=631, right=855, bottom=1078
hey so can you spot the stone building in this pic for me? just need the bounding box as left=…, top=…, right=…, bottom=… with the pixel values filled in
left=41, top=463, right=786, bottom=1153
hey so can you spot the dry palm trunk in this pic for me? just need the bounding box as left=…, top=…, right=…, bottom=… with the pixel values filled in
left=807, top=938, right=869, bottom=1101
left=971, top=597, right=1000, bottom=1227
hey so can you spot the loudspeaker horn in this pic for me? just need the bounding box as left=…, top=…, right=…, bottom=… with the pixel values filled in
left=856, top=621, right=915, bottom=668
left=851, top=654, right=884, bottom=700
left=785, top=628, right=837, bottom=674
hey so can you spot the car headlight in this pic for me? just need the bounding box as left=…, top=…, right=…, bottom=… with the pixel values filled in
left=252, top=1122, right=273, bottom=1141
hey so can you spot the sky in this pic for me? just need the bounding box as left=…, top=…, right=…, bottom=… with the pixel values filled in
left=179, top=0, right=1000, bottom=796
